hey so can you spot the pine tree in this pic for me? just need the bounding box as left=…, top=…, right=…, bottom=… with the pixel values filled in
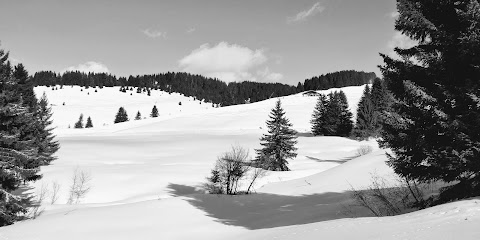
left=85, top=116, right=93, bottom=128
left=35, top=92, right=59, bottom=165
left=321, top=92, right=342, bottom=136
left=379, top=0, right=480, bottom=200
left=353, top=85, right=376, bottom=139
left=0, top=47, right=58, bottom=226
left=335, top=90, right=353, bottom=137
left=150, top=105, right=159, bottom=118
left=370, top=78, right=391, bottom=132
left=310, top=94, right=328, bottom=136
left=255, top=99, right=297, bottom=171
left=370, top=78, right=389, bottom=113
left=74, top=114, right=84, bottom=128
left=114, top=107, right=129, bottom=123
left=135, top=111, right=142, bottom=120
left=13, top=64, right=36, bottom=110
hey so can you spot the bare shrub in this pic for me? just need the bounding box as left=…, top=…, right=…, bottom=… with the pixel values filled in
left=30, top=183, right=49, bottom=219
left=355, top=145, right=373, bottom=157
left=67, top=168, right=92, bottom=204
left=246, top=167, right=267, bottom=194
left=349, top=173, right=426, bottom=217
left=205, top=146, right=254, bottom=195
left=50, top=181, right=61, bottom=204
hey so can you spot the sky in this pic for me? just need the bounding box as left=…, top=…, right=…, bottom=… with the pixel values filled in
left=0, top=0, right=406, bottom=85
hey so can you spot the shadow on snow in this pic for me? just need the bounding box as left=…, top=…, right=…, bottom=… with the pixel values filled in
left=167, top=183, right=375, bottom=230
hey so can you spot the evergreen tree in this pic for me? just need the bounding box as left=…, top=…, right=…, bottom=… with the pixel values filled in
left=13, top=64, right=36, bottom=110
left=150, top=105, right=159, bottom=118
left=310, top=93, right=328, bottom=136
left=135, top=111, right=142, bottom=120
left=255, top=99, right=297, bottom=171
left=379, top=0, right=480, bottom=200
left=353, top=85, right=376, bottom=139
left=0, top=47, right=58, bottom=226
left=35, top=92, right=59, bottom=165
left=74, top=114, right=84, bottom=128
left=114, top=107, right=129, bottom=123
left=370, top=78, right=391, bottom=132
left=321, top=92, right=342, bottom=136
left=370, top=78, right=389, bottom=113
left=85, top=116, right=93, bottom=128
left=336, top=90, right=353, bottom=137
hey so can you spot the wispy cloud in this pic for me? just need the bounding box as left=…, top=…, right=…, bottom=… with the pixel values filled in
left=186, top=27, right=196, bottom=34
left=179, top=42, right=283, bottom=83
left=389, top=11, right=399, bottom=19
left=142, top=28, right=166, bottom=39
left=61, top=61, right=109, bottom=74
left=257, top=67, right=283, bottom=82
left=287, top=2, right=325, bottom=24
left=387, top=31, right=418, bottom=59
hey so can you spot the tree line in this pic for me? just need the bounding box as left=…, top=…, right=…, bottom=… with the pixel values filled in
left=300, top=70, right=376, bottom=91
left=30, top=70, right=375, bottom=107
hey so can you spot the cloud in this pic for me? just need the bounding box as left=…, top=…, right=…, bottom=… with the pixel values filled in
left=186, top=27, right=196, bottom=34
left=287, top=2, right=325, bottom=24
left=389, top=11, right=400, bottom=18
left=387, top=31, right=418, bottom=57
left=179, top=42, right=280, bottom=83
left=142, top=28, right=166, bottom=39
left=257, top=67, right=283, bottom=82
left=387, top=31, right=422, bottom=65
left=10, top=57, right=21, bottom=65
left=62, top=61, right=109, bottom=74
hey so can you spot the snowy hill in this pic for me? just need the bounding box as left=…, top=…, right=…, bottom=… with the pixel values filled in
left=1, top=85, right=478, bottom=240
left=33, top=86, right=216, bottom=131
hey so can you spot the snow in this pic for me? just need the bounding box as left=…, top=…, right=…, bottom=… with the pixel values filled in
left=0, top=85, right=478, bottom=240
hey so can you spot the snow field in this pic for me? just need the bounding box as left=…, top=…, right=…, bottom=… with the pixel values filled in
left=1, top=84, right=478, bottom=240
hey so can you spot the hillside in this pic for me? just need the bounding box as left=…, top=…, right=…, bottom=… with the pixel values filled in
left=31, top=70, right=373, bottom=107
left=34, top=86, right=214, bottom=130
left=1, top=85, right=478, bottom=239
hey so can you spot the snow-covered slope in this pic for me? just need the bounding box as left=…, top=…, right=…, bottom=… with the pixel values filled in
left=1, top=84, right=478, bottom=240
left=34, top=86, right=214, bottom=130
left=236, top=198, right=480, bottom=240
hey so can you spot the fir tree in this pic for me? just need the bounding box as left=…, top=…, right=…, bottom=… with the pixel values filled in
left=370, top=78, right=391, bottom=131
left=310, top=93, right=328, bottom=136
left=322, top=92, right=342, bottom=136
left=13, top=64, right=36, bottom=111
left=353, top=85, right=376, bottom=139
left=85, top=116, right=93, bottom=128
left=255, top=99, right=297, bottom=171
left=379, top=0, right=480, bottom=200
left=135, top=111, right=142, bottom=120
left=35, top=92, right=59, bottom=165
left=150, top=105, right=159, bottom=118
left=335, top=90, right=353, bottom=137
left=0, top=47, right=58, bottom=226
left=370, top=78, right=389, bottom=113
left=114, top=107, right=129, bottom=123
left=74, top=114, right=84, bottom=128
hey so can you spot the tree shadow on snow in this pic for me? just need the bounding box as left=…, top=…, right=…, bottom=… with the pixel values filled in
left=167, top=183, right=375, bottom=230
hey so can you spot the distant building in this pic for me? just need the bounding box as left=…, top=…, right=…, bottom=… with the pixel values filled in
left=302, top=90, right=320, bottom=97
